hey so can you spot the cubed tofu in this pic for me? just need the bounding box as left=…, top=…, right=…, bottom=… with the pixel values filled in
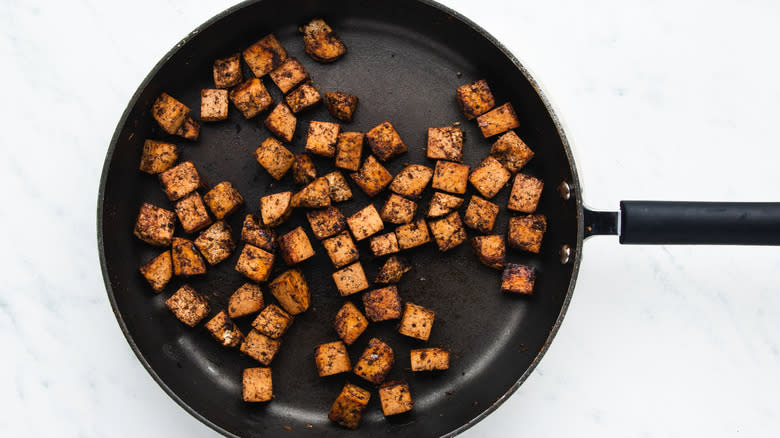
left=508, top=214, right=547, bottom=254
left=171, top=237, right=207, bottom=276
left=158, top=161, right=204, bottom=201
left=301, top=18, right=347, bottom=63
left=362, top=286, right=402, bottom=322
left=240, top=330, right=281, bottom=365
left=394, top=219, right=431, bottom=250
left=427, top=126, right=464, bottom=162
left=269, top=57, right=309, bottom=94
left=501, top=263, right=536, bottom=295
left=203, top=181, right=244, bottom=220
left=292, top=153, right=317, bottom=185
left=507, top=173, right=544, bottom=213
left=334, top=301, right=369, bottom=345
left=306, top=206, right=346, bottom=239
left=193, top=221, right=235, bottom=265
left=456, top=79, right=495, bottom=120
left=427, top=192, right=463, bottom=218
left=200, top=89, right=228, bottom=122
left=329, top=383, right=370, bottom=430
left=322, top=231, right=359, bottom=268
left=353, top=337, right=394, bottom=384
left=431, top=160, right=469, bottom=195
left=314, top=341, right=352, bottom=376
left=213, top=53, right=242, bottom=89
left=175, top=192, right=212, bottom=234
left=243, top=367, right=272, bottom=402
left=260, top=191, right=293, bottom=227
left=410, top=348, right=450, bottom=372
left=476, top=102, right=520, bottom=138
left=324, top=171, right=353, bottom=203
left=350, top=155, right=392, bottom=197
left=165, top=284, right=209, bottom=327
left=134, top=203, right=176, bottom=246
left=139, top=250, right=172, bottom=292
left=490, top=131, right=534, bottom=174
left=235, top=244, right=275, bottom=282
left=175, top=116, right=200, bottom=141
left=428, top=211, right=466, bottom=252
left=464, top=195, right=499, bottom=234
left=335, top=131, right=364, bottom=171
left=378, top=380, right=413, bottom=416
left=471, top=235, right=506, bottom=269
left=152, top=92, right=190, bottom=134
left=325, top=91, right=358, bottom=122
left=469, top=156, right=511, bottom=199
left=241, top=214, right=276, bottom=252
left=254, top=137, right=295, bottom=180
left=347, top=204, right=384, bottom=241
left=228, top=283, right=264, bottom=318
left=268, top=269, right=310, bottom=315
left=291, top=177, right=331, bottom=208
left=252, top=304, right=294, bottom=339
left=286, top=82, right=321, bottom=113
left=264, top=103, right=297, bottom=142
left=366, top=121, right=407, bottom=161
left=398, top=302, right=435, bottom=341
left=205, top=310, right=244, bottom=348
left=380, top=194, right=417, bottom=225
left=332, top=262, right=369, bottom=296
left=278, top=226, right=315, bottom=265
left=389, top=164, right=433, bottom=199
left=243, top=34, right=287, bottom=78
left=369, top=232, right=399, bottom=257
left=375, top=256, right=411, bottom=284
left=229, top=78, right=274, bottom=119
left=139, top=139, right=178, bottom=174
left=305, top=121, right=340, bottom=157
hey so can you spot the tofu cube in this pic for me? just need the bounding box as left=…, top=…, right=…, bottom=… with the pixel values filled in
left=350, top=155, right=392, bottom=197
left=203, top=181, right=244, bottom=220
left=291, top=177, right=331, bottom=208
left=158, top=161, right=204, bottom=201
left=314, top=341, right=352, bottom=376
left=353, top=337, right=394, bottom=384
left=240, top=330, right=281, bottom=365
left=380, top=194, right=417, bottom=225
left=200, top=89, right=228, bottom=122
left=212, top=53, right=242, bottom=88
left=332, top=262, right=369, bottom=296
left=507, top=173, right=544, bottom=213
left=174, top=192, right=212, bottom=234
left=269, top=57, right=309, bottom=93
left=389, top=164, right=433, bottom=199
left=366, top=121, right=407, bottom=161
left=171, top=237, right=207, bottom=276
left=464, top=195, right=499, bottom=234
left=229, top=78, right=274, bottom=119
left=490, top=131, right=534, bottom=174
left=264, top=103, right=297, bottom=142
left=152, top=92, right=190, bottom=134
left=398, top=302, right=435, bottom=341
left=375, top=256, right=411, bottom=284
left=134, top=203, right=176, bottom=246
left=254, top=137, right=295, bottom=180
left=139, top=139, right=178, bottom=174
left=301, top=18, right=347, bottom=63
left=260, top=191, right=293, bottom=227
left=252, top=304, right=294, bottom=339
left=205, top=310, right=244, bottom=347
left=456, top=79, right=495, bottom=120
left=242, top=34, right=287, bottom=78
left=334, top=301, right=369, bottom=345
left=501, top=263, right=536, bottom=295
left=347, top=204, right=384, bottom=241
left=228, top=283, right=264, bottom=319
left=431, top=160, right=469, bottom=195
left=324, top=171, right=353, bottom=203
left=241, top=214, right=276, bottom=252
left=378, top=380, right=413, bottom=416
left=362, top=286, right=402, bottom=322
left=286, top=82, right=321, bottom=113
left=306, top=206, right=346, bottom=240
left=428, top=211, right=466, bottom=252
left=305, top=121, right=340, bottom=157
left=329, top=383, right=370, bottom=430
left=471, top=235, right=506, bottom=269
left=322, top=231, right=359, bottom=268
left=410, top=348, right=450, bottom=372
left=243, top=367, right=272, bottom=402
left=193, top=221, right=235, bottom=265
left=335, top=131, right=364, bottom=171
left=394, top=219, right=431, bottom=250
left=469, top=156, right=511, bottom=199
left=369, top=232, right=399, bottom=257
left=427, top=126, right=464, bottom=162
left=235, top=244, right=275, bottom=282
left=176, top=116, right=200, bottom=141
left=139, top=250, right=172, bottom=292
left=508, top=214, right=547, bottom=253
left=477, top=102, right=520, bottom=138
left=292, top=153, right=317, bottom=185
left=325, top=91, right=358, bottom=122
left=278, top=226, right=315, bottom=265
left=427, top=192, right=463, bottom=218
left=165, top=285, right=209, bottom=327
left=268, top=268, right=310, bottom=315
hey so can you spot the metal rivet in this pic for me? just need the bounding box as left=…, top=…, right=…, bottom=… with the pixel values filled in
left=558, top=181, right=571, bottom=200
left=560, top=244, right=572, bottom=264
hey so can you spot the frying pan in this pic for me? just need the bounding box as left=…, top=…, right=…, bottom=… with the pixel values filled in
left=97, top=0, right=780, bottom=436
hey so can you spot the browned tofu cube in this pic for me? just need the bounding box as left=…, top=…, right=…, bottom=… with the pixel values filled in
left=351, top=155, right=392, bottom=197
left=240, top=214, right=275, bottom=252
left=347, top=204, right=384, bottom=241
left=325, top=91, right=358, bottom=122
left=431, top=160, right=469, bottom=195
left=380, top=194, right=417, bottom=225
left=490, top=131, right=534, bottom=174
left=240, top=330, right=281, bottom=365
left=268, top=269, right=310, bottom=315
left=158, top=161, right=204, bottom=201
left=175, top=192, right=212, bottom=234
left=264, top=103, right=297, bottom=142
left=508, top=173, right=544, bottom=213
left=165, top=285, right=210, bottom=327
left=378, top=380, right=413, bottom=416
left=410, top=348, right=450, bottom=372
left=228, top=283, right=264, bottom=318
left=254, top=137, right=294, bottom=180
left=362, top=286, right=402, bottom=322
left=291, top=177, right=331, bottom=208
left=139, top=139, right=178, bottom=174
left=260, top=191, right=293, bottom=227
left=252, top=304, right=294, bottom=339
left=278, top=226, right=315, bottom=265
left=292, top=153, right=317, bottom=186
left=353, top=337, right=394, bottom=384
left=139, top=250, right=172, bottom=292
left=477, top=102, right=520, bottom=138
left=428, top=212, right=466, bottom=252
left=243, top=367, right=272, bottom=402
left=314, top=341, right=352, bottom=376
left=322, top=231, right=359, bottom=268
left=193, top=221, right=235, bottom=265
left=235, top=244, right=275, bottom=282
left=171, top=237, right=207, bottom=276
left=395, top=219, right=431, bottom=250
left=269, top=57, right=309, bottom=94
left=324, top=171, right=353, bottom=203
left=205, top=310, right=244, bottom=348
left=286, top=82, right=321, bottom=113
left=152, top=92, right=190, bottom=134
left=427, top=192, right=463, bottom=218
left=301, top=18, right=347, bottom=63
left=332, top=262, right=369, bottom=296
left=306, top=206, right=346, bottom=239
left=203, top=181, right=244, bottom=220
left=501, top=263, right=536, bottom=295
left=134, top=203, right=176, bottom=246
left=334, top=301, right=369, bottom=345
left=229, top=78, right=273, bottom=119
left=366, top=121, right=407, bottom=161
left=213, top=53, right=242, bottom=88
left=464, top=195, right=499, bottom=234
left=508, top=214, right=547, bottom=253
left=375, top=256, right=411, bottom=284
left=471, top=235, right=506, bottom=269
left=329, top=383, right=370, bottom=430
left=469, top=156, right=511, bottom=199
left=369, top=232, right=399, bottom=257
left=200, top=89, right=228, bottom=122
left=456, top=79, right=495, bottom=120
left=242, top=34, right=287, bottom=78
left=305, top=121, right=340, bottom=157
left=335, top=131, right=364, bottom=171
left=389, top=164, right=433, bottom=199
left=398, top=302, right=435, bottom=341
left=177, top=116, right=201, bottom=142
left=427, top=126, right=464, bottom=162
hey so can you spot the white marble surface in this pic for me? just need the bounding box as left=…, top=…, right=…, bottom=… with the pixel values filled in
left=3, top=0, right=780, bottom=436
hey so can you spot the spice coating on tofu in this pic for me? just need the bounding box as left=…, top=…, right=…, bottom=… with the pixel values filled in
left=171, top=237, right=207, bottom=276
left=242, top=34, right=287, bottom=78
left=471, top=235, right=506, bottom=270
left=165, top=285, right=210, bottom=327
left=194, top=221, right=235, bottom=265
left=378, top=380, right=413, bottom=416
left=508, top=214, right=547, bottom=254
left=322, top=231, right=359, bottom=268
left=380, top=194, right=417, bottom=225
left=375, top=256, right=412, bottom=284
left=501, top=263, right=536, bottom=295
left=335, top=131, right=364, bottom=171
left=324, top=171, right=353, bottom=203
left=252, top=304, right=294, bottom=339
left=366, top=121, right=407, bottom=161
left=278, top=226, right=315, bottom=265
left=476, top=102, right=520, bottom=138
left=469, top=156, right=511, bottom=199
left=139, top=250, right=172, bottom=293
left=490, top=131, right=534, bottom=174
left=260, top=191, right=293, bottom=227
left=427, top=192, right=463, bottom=218
left=240, top=214, right=276, bottom=252
left=286, top=82, right=322, bottom=113
left=456, top=79, right=495, bottom=120
left=254, top=137, right=295, bottom=180
left=158, top=161, right=204, bottom=201
left=269, top=57, right=309, bottom=94
left=291, top=177, right=331, bottom=208
left=228, top=283, right=264, bottom=319
left=353, top=337, right=394, bottom=384
left=395, top=219, right=431, bottom=250
left=229, top=78, right=273, bottom=119
left=325, top=92, right=358, bottom=122
left=328, top=383, right=370, bottom=430
left=410, top=348, right=450, bottom=372
left=235, top=244, right=275, bottom=282
left=334, top=301, right=369, bottom=345
left=174, top=192, right=212, bottom=234
left=369, top=232, right=400, bottom=257
left=152, top=92, right=190, bottom=134
left=205, top=310, right=244, bottom=348
left=314, top=341, right=352, bottom=376
left=362, top=286, right=402, bottom=322
left=306, top=206, right=346, bottom=240
left=175, top=116, right=200, bottom=141
left=240, top=330, right=281, bottom=365
left=134, top=203, right=176, bottom=246
left=464, top=195, right=499, bottom=234
left=427, top=126, right=464, bottom=162
left=305, top=121, right=340, bottom=157
left=389, top=164, right=433, bottom=199
left=332, top=262, right=369, bottom=296
left=292, top=153, right=317, bottom=186
left=200, top=89, right=229, bottom=122
left=350, top=155, right=393, bottom=197
left=347, top=204, right=384, bottom=241
left=213, top=53, right=242, bottom=89
left=428, top=211, right=467, bottom=252
left=507, top=173, right=544, bottom=213
left=432, top=160, right=469, bottom=195
left=203, top=181, right=244, bottom=220
left=242, top=367, right=273, bottom=402
left=139, top=139, right=178, bottom=174
left=300, top=18, right=347, bottom=63
left=268, top=269, right=310, bottom=315
left=398, top=302, right=435, bottom=341
left=264, top=103, right=297, bottom=143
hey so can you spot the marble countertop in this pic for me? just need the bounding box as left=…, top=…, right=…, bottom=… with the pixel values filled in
left=4, top=0, right=780, bottom=436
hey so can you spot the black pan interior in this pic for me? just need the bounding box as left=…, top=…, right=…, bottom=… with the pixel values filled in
left=99, top=0, right=582, bottom=436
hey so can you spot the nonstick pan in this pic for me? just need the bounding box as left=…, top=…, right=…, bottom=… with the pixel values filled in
left=97, top=0, right=780, bottom=436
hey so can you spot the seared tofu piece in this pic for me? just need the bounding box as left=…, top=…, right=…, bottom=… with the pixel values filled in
left=501, top=263, right=536, bottom=295
left=464, top=195, right=499, bottom=234
left=362, top=286, right=402, bottom=322
left=139, top=139, right=178, bottom=174
left=366, top=121, right=407, bottom=161
left=171, top=237, right=207, bottom=276
left=305, top=121, right=340, bottom=157
left=471, top=235, right=506, bottom=269
left=332, top=262, right=369, bottom=296
left=300, top=18, right=347, bottom=63
left=228, top=283, right=264, bottom=318
left=398, top=302, right=435, bottom=341
left=203, top=181, right=244, bottom=220
left=375, top=256, right=411, bottom=284
left=347, top=204, right=384, bottom=241
left=378, top=380, right=413, bottom=416
left=243, top=367, right=272, bottom=402
left=324, top=171, right=353, bottom=203
left=291, top=177, right=331, bottom=208
left=389, top=164, right=433, bottom=199
left=427, top=192, right=463, bottom=218
left=353, top=337, right=394, bottom=384
left=165, top=285, right=210, bottom=327
left=314, top=341, right=352, bottom=376
left=264, top=103, right=297, bottom=142
left=260, top=191, right=293, bottom=227
left=490, top=131, right=534, bottom=174
left=334, top=301, right=369, bottom=345
left=200, top=89, right=228, bottom=122
left=213, top=53, right=242, bottom=89
left=235, top=244, right=275, bottom=282
left=269, top=57, right=309, bottom=94
left=241, top=214, right=276, bottom=252
left=427, top=126, right=464, bottom=162
left=380, top=194, right=417, bottom=225
left=477, top=102, right=520, bottom=138
left=322, top=231, right=359, bottom=268
left=152, top=92, right=190, bottom=134
left=278, top=226, right=315, bottom=265
left=410, top=348, right=450, bottom=372
left=469, top=156, right=511, bottom=199
left=428, top=211, right=466, bottom=252
left=507, top=173, right=544, bottom=213
left=431, top=160, right=469, bottom=195
left=456, top=79, right=495, bottom=120
left=252, top=304, right=293, bottom=339
left=134, top=203, right=176, bottom=246
left=306, top=206, right=346, bottom=239
left=175, top=192, right=212, bottom=234
left=243, top=34, right=287, bottom=78
left=508, top=214, right=547, bottom=254
left=351, top=155, right=392, bottom=197
left=229, top=78, right=273, bottom=119
left=158, top=161, right=204, bottom=201
left=292, top=153, right=317, bottom=185
left=325, top=92, right=358, bottom=122
left=139, top=250, right=172, bottom=292
left=394, top=219, right=431, bottom=250
left=175, top=116, right=200, bottom=141
left=329, top=383, right=370, bottom=430
left=205, top=310, right=244, bottom=348
left=335, top=131, right=364, bottom=171
left=286, top=82, right=321, bottom=113
left=254, top=137, right=294, bottom=180
left=369, top=232, right=399, bottom=257
left=194, top=221, right=235, bottom=265
left=240, top=330, right=281, bottom=365
left=268, top=268, right=310, bottom=315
